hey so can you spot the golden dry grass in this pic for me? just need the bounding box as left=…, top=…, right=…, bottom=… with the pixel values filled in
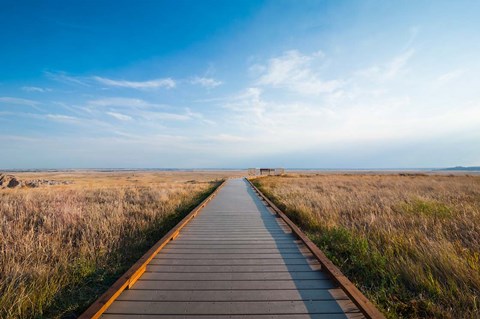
left=253, top=173, right=480, bottom=318
left=0, top=171, right=239, bottom=319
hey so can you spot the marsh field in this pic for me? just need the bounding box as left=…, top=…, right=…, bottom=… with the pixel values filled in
left=1, top=170, right=479, bottom=319
left=253, top=173, right=480, bottom=318
left=0, top=170, right=240, bottom=319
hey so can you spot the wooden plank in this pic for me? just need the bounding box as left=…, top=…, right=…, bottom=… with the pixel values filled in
left=175, top=237, right=296, bottom=241
left=103, top=314, right=365, bottom=319
left=180, top=232, right=292, bottom=235
left=146, top=264, right=322, bottom=273
left=183, top=225, right=286, bottom=227
left=116, top=288, right=348, bottom=302
left=154, top=253, right=312, bottom=259
left=173, top=239, right=296, bottom=243
left=182, top=222, right=279, bottom=225
left=132, top=279, right=337, bottom=290
left=165, top=244, right=302, bottom=249
left=178, top=230, right=289, bottom=234
left=160, top=248, right=310, bottom=254
left=140, top=271, right=329, bottom=281
left=149, top=257, right=320, bottom=266
left=105, top=300, right=360, bottom=315
left=178, top=233, right=289, bottom=237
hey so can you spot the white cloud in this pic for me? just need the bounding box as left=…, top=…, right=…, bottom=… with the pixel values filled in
left=0, top=97, right=40, bottom=106
left=21, top=86, right=51, bottom=93
left=45, top=71, right=175, bottom=89
left=190, top=76, right=222, bottom=88
left=106, top=112, right=132, bottom=121
left=224, top=87, right=267, bottom=124
left=357, top=49, right=415, bottom=81
left=138, top=111, right=191, bottom=121
left=84, top=97, right=205, bottom=123
left=385, top=49, right=415, bottom=79
left=87, top=97, right=160, bottom=109
left=256, top=50, right=342, bottom=95
left=93, top=76, right=175, bottom=89
left=185, top=108, right=215, bottom=125
left=45, top=71, right=89, bottom=86
left=208, top=134, right=248, bottom=142
left=46, top=114, right=79, bottom=122
left=437, top=69, right=465, bottom=84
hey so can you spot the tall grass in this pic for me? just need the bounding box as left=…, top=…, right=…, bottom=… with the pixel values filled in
left=0, top=175, right=220, bottom=318
left=254, top=174, right=480, bottom=318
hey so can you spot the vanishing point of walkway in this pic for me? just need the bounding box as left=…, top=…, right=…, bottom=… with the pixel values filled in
left=101, top=178, right=365, bottom=318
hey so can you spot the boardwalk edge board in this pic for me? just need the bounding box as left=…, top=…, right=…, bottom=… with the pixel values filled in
left=246, top=177, right=386, bottom=319
left=79, top=179, right=227, bottom=319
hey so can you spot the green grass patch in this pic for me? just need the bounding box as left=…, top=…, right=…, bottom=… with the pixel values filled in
left=396, top=198, right=452, bottom=219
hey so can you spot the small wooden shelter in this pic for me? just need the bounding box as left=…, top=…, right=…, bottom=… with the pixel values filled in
left=247, top=168, right=285, bottom=176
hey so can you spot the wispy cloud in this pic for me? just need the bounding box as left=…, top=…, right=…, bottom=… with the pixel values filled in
left=87, top=97, right=161, bottom=109
left=45, top=71, right=89, bottom=86
left=0, top=97, right=40, bottom=106
left=190, top=76, right=222, bottom=88
left=45, top=114, right=79, bottom=122
left=209, top=134, right=248, bottom=142
left=21, top=86, right=51, bottom=93
left=137, top=111, right=191, bottom=121
left=224, top=87, right=266, bottom=121
left=255, top=50, right=342, bottom=95
left=106, top=111, right=133, bottom=121
left=185, top=107, right=216, bottom=125
left=357, top=49, right=415, bottom=81
left=0, top=96, right=43, bottom=111
left=45, top=71, right=176, bottom=90
left=385, top=49, right=415, bottom=79
left=93, top=76, right=175, bottom=89
left=85, top=97, right=204, bottom=122
left=437, top=69, right=465, bottom=84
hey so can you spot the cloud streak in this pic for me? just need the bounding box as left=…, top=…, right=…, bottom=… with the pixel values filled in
left=356, top=49, right=415, bottom=82
left=87, top=97, right=162, bottom=109
left=190, top=76, right=222, bottom=88
left=106, top=111, right=133, bottom=121
left=45, top=71, right=90, bottom=86
left=255, top=50, right=342, bottom=95
left=93, top=76, right=175, bottom=89
left=0, top=97, right=40, bottom=106
left=21, top=86, right=51, bottom=93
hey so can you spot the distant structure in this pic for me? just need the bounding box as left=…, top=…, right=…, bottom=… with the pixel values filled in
left=247, top=168, right=285, bottom=176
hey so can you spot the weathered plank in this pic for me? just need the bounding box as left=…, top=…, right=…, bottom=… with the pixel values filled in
left=140, top=271, right=329, bottom=280
left=149, top=257, right=320, bottom=266
left=116, top=288, right=349, bottom=302
left=132, top=279, right=337, bottom=290
left=160, top=248, right=310, bottom=254
left=154, top=253, right=312, bottom=259
left=146, top=264, right=322, bottom=272
left=106, top=300, right=360, bottom=315
left=103, top=314, right=364, bottom=319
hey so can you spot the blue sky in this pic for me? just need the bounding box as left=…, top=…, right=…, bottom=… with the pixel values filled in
left=1, top=0, right=479, bottom=169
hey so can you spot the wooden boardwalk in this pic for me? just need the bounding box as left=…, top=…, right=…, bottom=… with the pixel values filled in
left=98, top=178, right=369, bottom=318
